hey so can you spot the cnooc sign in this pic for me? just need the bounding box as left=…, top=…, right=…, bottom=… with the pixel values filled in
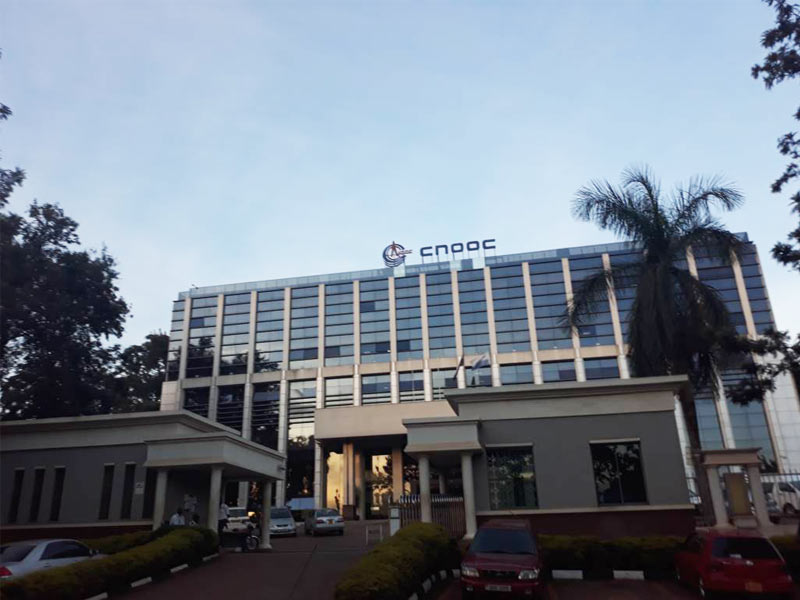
left=382, top=239, right=496, bottom=267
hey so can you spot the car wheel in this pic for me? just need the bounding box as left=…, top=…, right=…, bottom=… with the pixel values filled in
left=783, top=503, right=797, bottom=515
left=698, top=577, right=715, bottom=600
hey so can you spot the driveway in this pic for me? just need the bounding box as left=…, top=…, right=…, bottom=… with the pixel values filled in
left=128, top=520, right=385, bottom=600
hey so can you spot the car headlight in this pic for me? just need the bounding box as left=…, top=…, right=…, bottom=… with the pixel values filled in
left=461, top=565, right=479, bottom=578
left=518, top=569, right=539, bottom=580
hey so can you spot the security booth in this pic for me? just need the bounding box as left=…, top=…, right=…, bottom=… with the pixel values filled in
left=0, top=411, right=284, bottom=547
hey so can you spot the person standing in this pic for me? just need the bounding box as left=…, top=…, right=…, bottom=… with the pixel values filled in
left=169, top=507, right=186, bottom=526
left=218, top=501, right=230, bottom=540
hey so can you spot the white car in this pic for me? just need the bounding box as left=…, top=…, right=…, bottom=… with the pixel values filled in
left=269, top=507, right=298, bottom=537
left=0, top=539, right=102, bottom=579
left=762, top=480, right=800, bottom=515
left=225, top=506, right=253, bottom=533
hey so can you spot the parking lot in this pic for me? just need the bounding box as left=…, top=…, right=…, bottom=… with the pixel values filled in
left=128, top=520, right=383, bottom=600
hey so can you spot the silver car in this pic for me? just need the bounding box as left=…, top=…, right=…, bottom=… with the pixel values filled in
left=304, top=508, right=344, bottom=536
left=269, top=507, right=297, bottom=537
left=0, top=539, right=102, bottom=579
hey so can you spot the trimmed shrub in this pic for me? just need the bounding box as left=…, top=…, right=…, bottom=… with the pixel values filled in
left=0, top=527, right=218, bottom=600
left=82, top=530, right=153, bottom=555
left=773, top=536, right=800, bottom=580
left=334, top=523, right=459, bottom=600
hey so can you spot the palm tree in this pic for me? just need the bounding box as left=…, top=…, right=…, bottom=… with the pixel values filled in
left=568, top=166, right=746, bottom=521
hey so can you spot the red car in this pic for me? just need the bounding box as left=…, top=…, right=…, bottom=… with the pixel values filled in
left=461, top=519, right=543, bottom=599
left=675, top=529, right=794, bottom=598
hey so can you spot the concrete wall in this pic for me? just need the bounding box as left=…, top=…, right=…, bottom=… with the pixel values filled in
left=473, top=410, right=689, bottom=512
left=0, top=445, right=146, bottom=526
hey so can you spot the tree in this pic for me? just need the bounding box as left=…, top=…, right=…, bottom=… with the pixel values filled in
left=753, top=0, right=800, bottom=271
left=569, top=166, right=751, bottom=521
left=109, top=333, right=170, bottom=413
left=0, top=202, right=130, bottom=419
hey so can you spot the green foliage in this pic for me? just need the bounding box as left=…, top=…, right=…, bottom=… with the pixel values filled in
left=0, top=527, right=217, bottom=600
left=773, top=535, right=800, bottom=579
left=334, top=523, right=459, bottom=600
left=81, top=529, right=153, bottom=555
left=752, top=0, right=800, bottom=272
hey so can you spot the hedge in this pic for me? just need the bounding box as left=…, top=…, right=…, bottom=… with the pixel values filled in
left=537, top=535, right=800, bottom=580
left=0, top=527, right=218, bottom=600
left=81, top=530, right=153, bottom=555
left=334, top=523, right=460, bottom=600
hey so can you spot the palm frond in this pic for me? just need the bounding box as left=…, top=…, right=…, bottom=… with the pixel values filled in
left=673, top=221, right=745, bottom=263
left=672, top=175, right=744, bottom=227
left=566, top=262, right=642, bottom=328
left=572, top=180, right=653, bottom=241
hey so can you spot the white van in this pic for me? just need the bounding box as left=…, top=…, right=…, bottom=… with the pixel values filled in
left=761, top=479, right=800, bottom=515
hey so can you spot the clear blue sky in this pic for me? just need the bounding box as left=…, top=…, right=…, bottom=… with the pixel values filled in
left=3, top=0, right=798, bottom=346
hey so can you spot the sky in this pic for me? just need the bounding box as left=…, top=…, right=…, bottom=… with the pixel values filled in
left=2, top=0, right=799, bottom=347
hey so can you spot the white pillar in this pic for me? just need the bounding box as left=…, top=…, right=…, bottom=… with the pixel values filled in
left=355, top=450, right=366, bottom=520
left=419, top=455, right=432, bottom=523
left=314, top=440, right=325, bottom=508
left=343, top=442, right=355, bottom=506
left=706, top=466, right=728, bottom=528
left=461, top=452, right=477, bottom=538
left=238, top=481, right=249, bottom=508
left=746, top=464, right=771, bottom=530
left=275, top=377, right=289, bottom=507
left=392, top=447, right=404, bottom=501
left=152, top=468, right=169, bottom=530
left=260, top=480, right=272, bottom=550
left=208, top=466, right=223, bottom=532
left=438, top=472, right=447, bottom=495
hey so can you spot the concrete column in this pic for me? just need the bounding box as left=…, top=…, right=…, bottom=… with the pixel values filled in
left=617, top=355, right=631, bottom=379
left=561, top=258, right=582, bottom=368
left=353, top=364, right=362, bottom=406
left=343, top=442, right=355, bottom=505
left=390, top=365, right=399, bottom=404
left=423, top=362, right=433, bottom=402
left=208, top=466, right=223, bottom=532
left=355, top=449, right=366, bottom=520
left=208, top=385, right=220, bottom=422
left=746, top=464, right=771, bottom=529
left=456, top=362, right=467, bottom=389
left=178, top=298, right=191, bottom=381
left=260, top=480, right=272, bottom=550
left=438, top=472, right=447, bottom=495
left=420, top=274, right=430, bottom=361
left=353, top=280, right=361, bottom=362
left=317, top=284, right=326, bottom=370
left=392, top=447, right=404, bottom=501
left=419, top=455, right=432, bottom=523
left=212, top=294, right=225, bottom=379
left=388, top=276, right=398, bottom=361
left=314, top=439, right=325, bottom=508
left=521, top=262, right=540, bottom=361
left=482, top=267, right=499, bottom=381
left=316, top=368, right=324, bottom=409
left=451, top=270, right=464, bottom=358
left=532, top=360, right=543, bottom=385
left=706, top=466, right=728, bottom=528
left=246, top=291, right=258, bottom=374
left=275, top=376, right=289, bottom=507
left=730, top=251, right=757, bottom=339
left=461, top=452, right=477, bottom=538
left=238, top=481, right=250, bottom=508
left=152, top=468, right=169, bottom=530
left=242, top=380, right=253, bottom=439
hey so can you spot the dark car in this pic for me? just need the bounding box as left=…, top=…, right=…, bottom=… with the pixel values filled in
left=460, top=520, right=543, bottom=599
left=675, top=529, right=793, bottom=598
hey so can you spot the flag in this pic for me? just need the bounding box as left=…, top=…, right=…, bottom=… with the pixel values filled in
left=471, top=354, right=490, bottom=371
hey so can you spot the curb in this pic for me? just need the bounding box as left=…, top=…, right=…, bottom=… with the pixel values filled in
left=550, top=569, right=651, bottom=580
left=408, top=568, right=462, bottom=600
left=81, top=553, right=219, bottom=599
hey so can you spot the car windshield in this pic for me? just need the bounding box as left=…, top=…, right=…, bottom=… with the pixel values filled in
left=711, top=537, right=780, bottom=560
left=0, top=544, right=35, bottom=562
left=271, top=508, right=292, bottom=519
left=470, top=528, right=537, bottom=555
left=317, top=509, right=339, bottom=517
left=228, top=508, right=247, bottom=518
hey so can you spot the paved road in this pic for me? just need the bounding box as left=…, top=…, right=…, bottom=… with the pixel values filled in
left=128, top=521, right=385, bottom=600
left=439, top=579, right=800, bottom=599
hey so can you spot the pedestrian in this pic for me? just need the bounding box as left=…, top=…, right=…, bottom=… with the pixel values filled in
left=218, top=501, right=230, bottom=540
left=169, top=507, right=186, bottom=526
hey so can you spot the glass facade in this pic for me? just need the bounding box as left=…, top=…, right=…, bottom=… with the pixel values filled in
left=530, top=260, right=573, bottom=350
left=360, top=279, right=391, bottom=363
left=491, top=264, right=530, bottom=354
left=395, top=276, right=423, bottom=361
left=255, top=289, right=284, bottom=372
left=171, top=236, right=791, bottom=500
left=458, top=269, right=491, bottom=356
left=426, top=272, right=456, bottom=358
